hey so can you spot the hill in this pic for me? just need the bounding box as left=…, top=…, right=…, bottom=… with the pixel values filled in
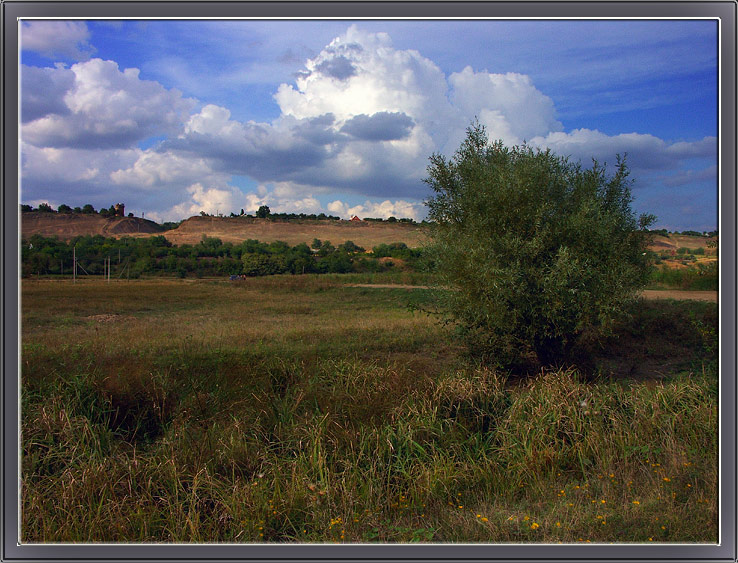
left=155, top=216, right=428, bottom=248
left=21, top=212, right=163, bottom=240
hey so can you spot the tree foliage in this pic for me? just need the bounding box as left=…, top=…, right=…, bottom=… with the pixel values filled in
left=424, top=123, right=655, bottom=369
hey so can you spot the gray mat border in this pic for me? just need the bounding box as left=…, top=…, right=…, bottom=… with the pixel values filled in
left=3, top=2, right=735, bottom=562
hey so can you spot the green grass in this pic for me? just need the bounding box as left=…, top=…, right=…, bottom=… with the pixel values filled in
left=647, top=264, right=718, bottom=291
left=21, top=276, right=718, bottom=543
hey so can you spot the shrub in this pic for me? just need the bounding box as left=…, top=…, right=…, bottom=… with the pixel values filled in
left=424, top=122, right=654, bottom=369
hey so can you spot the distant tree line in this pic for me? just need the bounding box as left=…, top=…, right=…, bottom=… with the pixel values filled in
left=21, top=202, right=134, bottom=218
left=20, top=234, right=425, bottom=278
left=646, top=227, right=718, bottom=238
left=204, top=205, right=424, bottom=224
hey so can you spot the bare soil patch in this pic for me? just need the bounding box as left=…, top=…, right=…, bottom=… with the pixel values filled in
left=22, top=213, right=161, bottom=240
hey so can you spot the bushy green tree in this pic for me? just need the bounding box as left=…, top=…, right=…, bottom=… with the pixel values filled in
left=256, top=205, right=271, bottom=219
left=424, top=123, right=655, bottom=368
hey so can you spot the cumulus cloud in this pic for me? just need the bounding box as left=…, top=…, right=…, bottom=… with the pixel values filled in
left=109, top=149, right=230, bottom=190
left=163, top=104, right=336, bottom=181
left=165, top=183, right=242, bottom=219
left=315, top=56, right=357, bottom=80
left=20, top=64, right=74, bottom=122
left=236, top=181, right=426, bottom=222
left=326, top=198, right=425, bottom=221
left=449, top=66, right=563, bottom=144
left=21, top=21, right=94, bottom=61
left=20, top=141, right=140, bottom=206
left=528, top=129, right=717, bottom=172
left=22, top=58, right=195, bottom=149
left=340, top=112, right=414, bottom=141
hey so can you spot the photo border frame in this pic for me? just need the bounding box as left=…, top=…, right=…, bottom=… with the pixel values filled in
left=2, top=2, right=735, bottom=561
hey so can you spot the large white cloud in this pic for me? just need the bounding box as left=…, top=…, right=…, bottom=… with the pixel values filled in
left=21, top=21, right=94, bottom=61
left=21, top=58, right=196, bottom=149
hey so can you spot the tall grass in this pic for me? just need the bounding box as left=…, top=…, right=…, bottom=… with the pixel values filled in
left=648, top=264, right=718, bottom=291
left=21, top=277, right=718, bottom=543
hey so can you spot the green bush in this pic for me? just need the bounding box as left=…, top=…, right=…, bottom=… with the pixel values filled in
left=424, top=122, right=654, bottom=368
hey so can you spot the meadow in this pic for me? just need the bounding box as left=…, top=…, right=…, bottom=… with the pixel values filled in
left=21, top=275, right=718, bottom=543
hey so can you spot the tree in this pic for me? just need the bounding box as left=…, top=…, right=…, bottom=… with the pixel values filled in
left=256, top=205, right=271, bottom=219
left=57, top=204, right=72, bottom=213
left=424, top=123, right=655, bottom=369
left=37, top=202, right=54, bottom=213
left=20, top=204, right=33, bottom=213
left=81, top=204, right=96, bottom=214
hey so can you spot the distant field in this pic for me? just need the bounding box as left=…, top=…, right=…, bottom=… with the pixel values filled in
left=20, top=276, right=717, bottom=543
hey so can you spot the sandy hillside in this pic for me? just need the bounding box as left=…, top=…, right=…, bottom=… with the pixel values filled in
left=22, top=213, right=163, bottom=240
left=161, top=216, right=429, bottom=248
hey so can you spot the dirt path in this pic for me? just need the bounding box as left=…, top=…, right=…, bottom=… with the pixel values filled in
left=641, top=289, right=717, bottom=302
left=348, top=284, right=718, bottom=302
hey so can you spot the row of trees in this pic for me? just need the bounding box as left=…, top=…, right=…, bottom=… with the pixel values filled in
left=21, top=234, right=424, bottom=278
left=647, top=227, right=718, bottom=238
left=21, top=203, right=132, bottom=218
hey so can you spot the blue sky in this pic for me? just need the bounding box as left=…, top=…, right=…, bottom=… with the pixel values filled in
left=19, top=19, right=718, bottom=229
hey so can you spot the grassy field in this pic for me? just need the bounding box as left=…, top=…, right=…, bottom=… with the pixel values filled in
left=20, top=275, right=718, bottom=543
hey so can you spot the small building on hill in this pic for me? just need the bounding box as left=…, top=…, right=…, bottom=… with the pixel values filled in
left=114, top=203, right=125, bottom=217
left=350, top=215, right=361, bottom=222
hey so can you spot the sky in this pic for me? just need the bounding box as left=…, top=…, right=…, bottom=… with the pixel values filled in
left=19, top=19, right=718, bottom=230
